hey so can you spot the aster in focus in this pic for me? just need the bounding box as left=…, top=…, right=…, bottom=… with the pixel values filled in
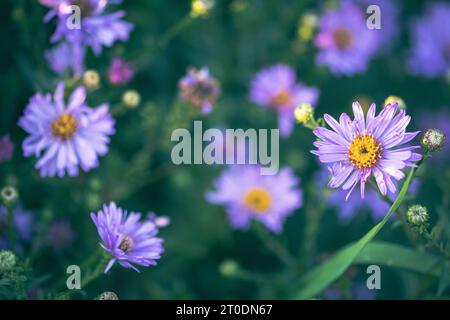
left=408, top=2, right=450, bottom=79
left=40, top=0, right=134, bottom=75
left=18, top=82, right=115, bottom=177
left=206, top=166, right=303, bottom=233
left=178, top=67, right=221, bottom=114
left=311, top=102, right=422, bottom=200
left=91, top=202, right=164, bottom=273
left=249, top=64, right=319, bottom=137
left=108, top=58, right=134, bottom=85
left=314, top=0, right=379, bottom=75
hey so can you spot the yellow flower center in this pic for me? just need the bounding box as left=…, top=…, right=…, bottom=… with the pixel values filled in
left=119, top=235, right=134, bottom=253
left=271, top=91, right=293, bottom=109
left=333, top=28, right=352, bottom=49
left=243, top=187, right=272, bottom=214
left=51, top=113, right=78, bottom=140
left=348, top=134, right=382, bottom=169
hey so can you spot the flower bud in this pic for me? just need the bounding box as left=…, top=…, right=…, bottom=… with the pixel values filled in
left=422, top=129, right=445, bottom=153
left=219, top=260, right=239, bottom=277
left=406, top=204, right=429, bottom=233
left=122, top=90, right=141, bottom=109
left=190, top=0, right=214, bottom=18
left=1, top=186, right=18, bottom=208
left=97, top=291, right=119, bottom=300
left=0, top=250, right=16, bottom=273
left=294, top=103, right=314, bottom=124
left=82, top=70, right=100, bottom=89
left=384, top=96, right=406, bottom=110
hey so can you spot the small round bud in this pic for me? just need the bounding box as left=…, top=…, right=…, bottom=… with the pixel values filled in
left=82, top=70, right=100, bottom=89
left=422, top=129, right=445, bottom=153
left=1, top=186, right=18, bottom=207
left=122, top=90, right=141, bottom=108
left=191, top=0, right=214, bottom=18
left=294, top=103, right=314, bottom=124
left=219, top=260, right=239, bottom=277
left=0, top=250, right=16, bottom=273
left=297, top=13, right=318, bottom=41
left=97, top=291, right=119, bottom=300
left=406, top=204, right=429, bottom=232
left=384, top=96, right=406, bottom=110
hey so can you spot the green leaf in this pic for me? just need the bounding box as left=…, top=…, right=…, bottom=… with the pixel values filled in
left=355, top=241, right=442, bottom=276
left=293, top=167, right=417, bottom=299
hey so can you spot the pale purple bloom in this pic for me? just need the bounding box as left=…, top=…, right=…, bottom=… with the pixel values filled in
left=249, top=64, right=319, bottom=137
left=0, top=204, right=34, bottom=249
left=312, top=102, right=422, bottom=200
left=108, top=58, right=134, bottom=85
left=45, top=42, right=84, bottom=75
left=0, top=135, right=14, bottom=163
left=18, top=82, right=115, bottom=177
left=314, top=0, right=379, bottom=75
left=46, top=220, right=75, bottom=250
left=206, top=166, right=303, bottom=234
left=408, top=2, right=450, bottom=78
left=354, top=0, right=399, bottom=50
left=40, top=0, right=133, bottom=76
left=91, top=202, right=164, bottom=273
left=146, top=212, right=171, bottom=228
left=178, top=67, right=221, bottom=114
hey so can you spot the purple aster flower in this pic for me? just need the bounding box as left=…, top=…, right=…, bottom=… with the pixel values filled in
left=18, top=82, right=115, bottom=177
left=314, top=0, right=379, bottom=75
left=408, top=2, right=450, bottom=78
left=91, top=202, right=164, bottom=273
left=146, top=212, right=171, bottom=228
left=311, top=101, right=422, bottom=200
left=108, top=58, right=134, bottom=85
left=318, top=167, right=421, bottom=222
left=206, top=165, right=303, bottom=233
left=40, top=0, right=133, bottom=76
left=353, top=0, right=399, bottom=50
left=46, top=220, right=75, bottom=250
left=0, top=135, right=14, bottom=163
left=45, top=42, right=85, bottom=75
left=0, top=204, right=34, bottom=249
left=249, top=64, right=319, bottom=137
left=178, top=67, right=221, bottom=114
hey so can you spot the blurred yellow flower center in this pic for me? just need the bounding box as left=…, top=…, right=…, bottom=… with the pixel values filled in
left=348, top=134, right=382, bottom=169
left=243, top=187, right=272, bottom=213
left=271, top=91, right=292, bottom=109
left=51, top=113, right=78, bottom=140
left=119, top=235, right=134, bottom=253
left=333, top=28, right=352, bottom=49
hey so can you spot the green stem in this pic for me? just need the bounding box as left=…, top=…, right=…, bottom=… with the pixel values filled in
left=6, top=206, right=16, bottom=250
left=254, top=225, right=297, bottom=269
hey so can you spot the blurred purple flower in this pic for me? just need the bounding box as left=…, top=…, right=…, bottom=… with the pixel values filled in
left=46, top=220, right=75, bottom=250
left=40, top=0, right=133, bottom=76
left=0, top=204, right=34, bottom=249
left=311, top=102, right=422, bottom=200
left=324, top=281, right=377, bottom=300
left=108, top=58, right=134, bottom=85
left=147, top=212, right=171, bottom=228
left=45, top=42, right=85, bottom=76
left=178, top=67, right=221, bottom=114
left=206, top=165, right=303, bottom=234
left=0, top=135, right=14, bottom=163
left=249, top=64, right=319, bottom=137
left=408, top=2, right=450, bottom=78
left=354, top=0, right=399, bottom=50
left=91, top=202, right=164, bottom=273
left=314, top=0, right=379, bottom=75
left=18, top=82, right=115, bottom=177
